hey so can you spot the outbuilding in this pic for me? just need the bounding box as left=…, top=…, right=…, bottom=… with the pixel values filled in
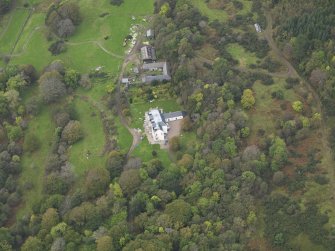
left=146, top=29, right=155, bottom=39
left=141, top=46, right=156, bottom=62
left=254, top=23, right=261, bottom=33
left=163, top=111, right=185, bottom=122
left=121, top=78, right=130, bottom=84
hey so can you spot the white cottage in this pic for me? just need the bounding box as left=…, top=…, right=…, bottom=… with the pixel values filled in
left=145, top=108, right=184, bottom=142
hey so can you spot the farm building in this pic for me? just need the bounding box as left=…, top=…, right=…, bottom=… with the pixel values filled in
left=141, top=45, right=156, bottom=62
left=254, top=23, right=261, bottom=33
left=144, top=108, right=184, bottom=142
left=141, top=61, right=171, bottom=83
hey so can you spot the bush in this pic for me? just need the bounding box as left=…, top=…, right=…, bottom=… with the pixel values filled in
left=0, top=0, right=12, bottom=15
left=292, top=101, right=303, bottom=113
left=271, top=90, right=284, bottom=100
left=48, top=40, right=66, bottom=55
left=39, top=71, right=66, bottom=103
left=110, top=0, right=124, bottom=6
left=169, top=137, right=180, bottom=152
left=24, top=134, right=41, bottom=153
left=84, top=168, right=110, bottom=199
left=285, top=77, right=299, bottom=89
left=260, top=57, right=282, bottom=73
left=61, top=120, right=83, bottom=144
left=241, top=89, right=255, bottom=109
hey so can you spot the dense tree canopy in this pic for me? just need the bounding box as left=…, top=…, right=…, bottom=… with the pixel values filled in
left=39, top=71, right=66, bottom=103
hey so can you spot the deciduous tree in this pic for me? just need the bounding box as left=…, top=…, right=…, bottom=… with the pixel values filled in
left=241, top=89, right=255, bottom=109
left=39, top=71, right=66, bottom=103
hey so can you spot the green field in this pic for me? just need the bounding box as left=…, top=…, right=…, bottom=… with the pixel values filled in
left=132, top=137, right=171, bottom=167
left=115, top=117, right=133, bottom=152
left=248, top=78, right=296, bottom=142
left=0, top=8, right=30, bottom=54
left=68, top=97, right=107, bottom=175
left=227, top=43, right=259, bottom=67
left=14, top=0, right=154, bottom=216
left=193, top=0, right=228, bottom=21
left=7, top=0, right=154, bottom=73
left=19, top=106, right=55, bottom=216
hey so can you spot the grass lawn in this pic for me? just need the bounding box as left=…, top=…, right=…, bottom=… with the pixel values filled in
left=11, top=30, right=124, bottom=73
left=76, top=81, right=113, bottom=101
left=12, top=12, right=44, bottom=55
left=248, top=78, right=296, bottom=143
left=0, top=8, right=30, bottom=53
left=75, top=78, right=132, bottom=153
left=179, top=131, right=198, bottom=152
left=132, top=137, right=171, bottom=167
left=10, top=0, right=154, bottom=73
left=193, top=0, right=228, bottom=21
left=18, top=105, right=55, bottom=217
left=227, top=43, right=259, bottom=67
left=130, top=99, right=181, bottom=129
left=237, top=0, right=253, bottom=15
left=72, top=0, right=154, bottom=54
left=68, top=97, right=106, bottom=176
left=115, top=117, right=133, bottom=152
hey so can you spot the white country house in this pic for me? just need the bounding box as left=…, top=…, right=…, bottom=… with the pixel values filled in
left=144, top=108, right=184, bottom=143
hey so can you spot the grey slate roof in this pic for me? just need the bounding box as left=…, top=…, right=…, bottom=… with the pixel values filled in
left=142, top=61, right=171, bottom=83
left=141, top=46, right=156, bottom=61
left=163, top=111, right=184, bottom=120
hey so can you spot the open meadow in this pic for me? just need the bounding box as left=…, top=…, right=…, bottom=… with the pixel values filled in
left=4, top=0, right=153, bottom=73
left=4, top=0, right=154, bottom=216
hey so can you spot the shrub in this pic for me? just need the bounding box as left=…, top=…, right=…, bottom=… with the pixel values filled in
left=110, top=0, right=123, bottom=6
left=292, top=101, right=303, bottom=113
left=241, top=89, right=255, bottom=109
left=271, top=90, right=284, bottom=100
left=24, top=134, right=41, bottom=153
left=39, top=71, right=66, bottom=103
left=48, top=40, right=66, bottom=55
left=285, top=77, right=299, bottom=89
left=61, top=120, right=83, bottom=144
left=169, top=137, right=180, bottom=152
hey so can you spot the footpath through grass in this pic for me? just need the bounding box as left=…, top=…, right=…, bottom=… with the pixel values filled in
left=0, top=8, right=30, bottom=53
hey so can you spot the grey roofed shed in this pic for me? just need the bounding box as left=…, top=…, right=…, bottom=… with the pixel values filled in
left=146, top=29, right=154, bottom=38
left=163, top=111, right=184, bottom=120
left=141, top=46, right=156, bottom=61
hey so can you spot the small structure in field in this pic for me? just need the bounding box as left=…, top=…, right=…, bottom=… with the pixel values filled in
left=141, top=61, right=171, bottom=83
left=254, top=23, right=261, bottom=33
left=121, top=78, right=130, bottom=84
left=133, top=67, right=139, bottom=74
left=146, top=29, right=154, bottom=39
left=144, top=108, right=184, bottom=143
left=141, top=45, right=156, bottom=62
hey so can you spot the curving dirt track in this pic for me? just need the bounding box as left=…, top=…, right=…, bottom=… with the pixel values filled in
left=115, top=25, right=147, bottom=158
